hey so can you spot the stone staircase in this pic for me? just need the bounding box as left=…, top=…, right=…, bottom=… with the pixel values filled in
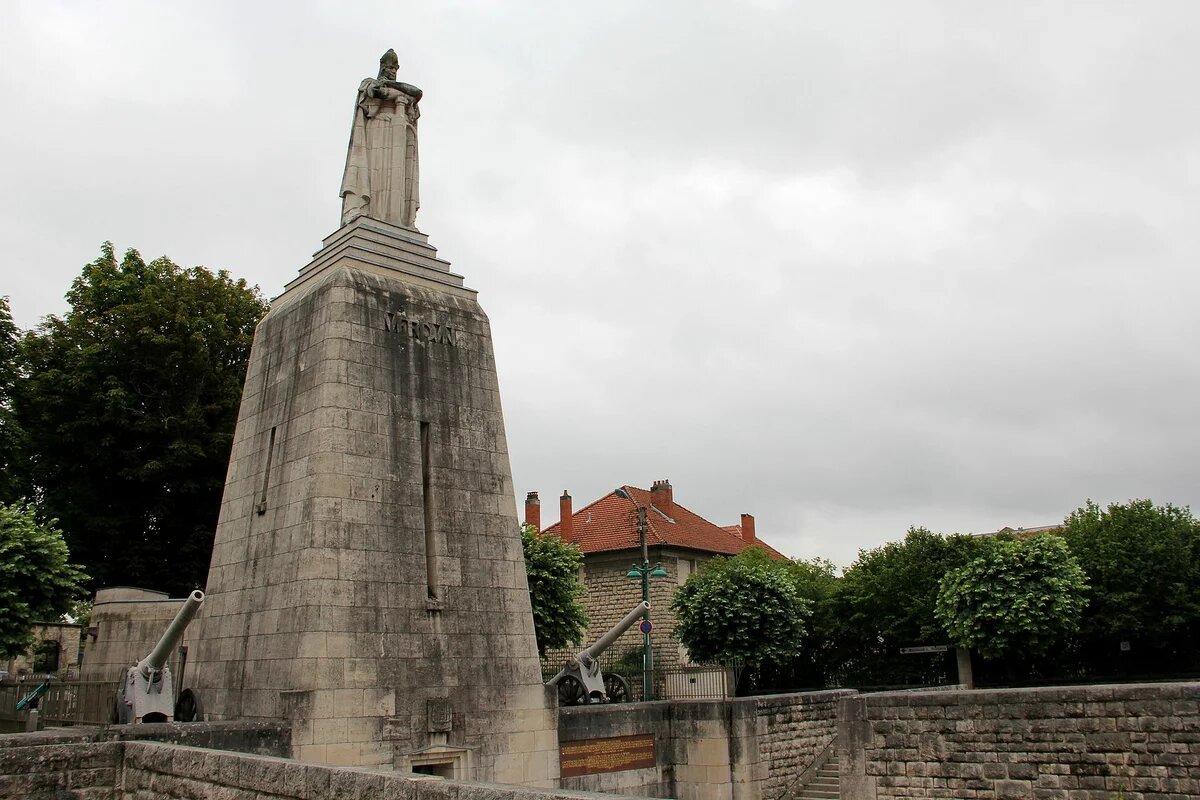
left=794, top=753, right=840, bottom=799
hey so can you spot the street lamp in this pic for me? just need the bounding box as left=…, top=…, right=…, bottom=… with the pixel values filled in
left=615, top=490, right=669, bottom=701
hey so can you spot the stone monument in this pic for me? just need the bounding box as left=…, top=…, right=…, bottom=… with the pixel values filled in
left=186, top=50, right=558, bottom=784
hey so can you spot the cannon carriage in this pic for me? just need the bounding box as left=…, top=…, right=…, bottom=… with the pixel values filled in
left=115, top=589, right=204, bottom=723
left=547, top=600, right=648, bottom=706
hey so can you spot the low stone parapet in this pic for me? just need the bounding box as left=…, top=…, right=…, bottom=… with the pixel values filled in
left=838, top=681, right=1200, bottom=799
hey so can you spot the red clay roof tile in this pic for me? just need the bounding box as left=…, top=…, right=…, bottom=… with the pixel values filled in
left=541, top=485, right=785, bottom=559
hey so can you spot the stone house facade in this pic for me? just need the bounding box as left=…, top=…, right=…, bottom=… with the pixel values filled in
left=2, top=621, right=83, bottom=680
left=528, top=480, right=785, bottom=674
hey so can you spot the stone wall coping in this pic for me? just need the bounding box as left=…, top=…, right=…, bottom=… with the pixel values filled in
left=0, top=719, right=289, bottom=749
left=3, top=738, right=656, bottom=800
left=560, top=689, right=859, bottom=733
left=122, top=740, right=655, bottom=799
left=857, top=679, right=1200, bottom=705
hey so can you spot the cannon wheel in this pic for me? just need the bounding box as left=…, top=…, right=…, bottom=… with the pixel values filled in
left=603, top=673, right=631, bottom=704
left=175, top=688, right=202, bottom=722
left=556, top=675, right=585, bottom=706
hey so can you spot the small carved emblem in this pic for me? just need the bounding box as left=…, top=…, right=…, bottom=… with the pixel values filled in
left=427, top=697, right=452, bottom=733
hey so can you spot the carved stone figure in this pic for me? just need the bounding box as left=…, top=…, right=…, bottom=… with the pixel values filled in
left=340, top=49, right=423, bottom=228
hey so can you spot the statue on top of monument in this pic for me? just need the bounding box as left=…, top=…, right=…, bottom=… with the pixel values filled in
left=340, top=48, right=423, bottom=229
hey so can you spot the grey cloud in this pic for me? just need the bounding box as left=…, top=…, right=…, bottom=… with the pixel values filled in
left=2, top=1, right=1197, bottom=570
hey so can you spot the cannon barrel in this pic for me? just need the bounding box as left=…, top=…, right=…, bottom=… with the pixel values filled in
left=581, top=600, right=649, bottom=663
left=137, top=590, right=204, bottom=678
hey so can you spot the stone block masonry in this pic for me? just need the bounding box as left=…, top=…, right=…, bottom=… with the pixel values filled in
left=185, top=218, right=558, bottom=784
left=838, top=681, right=1200, bottom=799
left=0, top=737, right=654, bottom=799
left=558, top=689, right=852, bottom=799
left=755, top=691, right=855, bottom=799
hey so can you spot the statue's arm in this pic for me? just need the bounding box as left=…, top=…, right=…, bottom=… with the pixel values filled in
left=378, top=80, right=423, bottom=103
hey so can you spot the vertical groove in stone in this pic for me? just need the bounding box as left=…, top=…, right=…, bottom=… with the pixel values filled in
left=256, top=426, right=276, bottom=515
left=420, top=420, right=438, bottom=601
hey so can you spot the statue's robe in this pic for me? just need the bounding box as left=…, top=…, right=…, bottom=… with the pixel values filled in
left=340, top=78, right=420, bottom=228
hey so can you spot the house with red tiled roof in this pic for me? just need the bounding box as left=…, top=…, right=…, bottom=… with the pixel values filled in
left=524, top=479, right=785, bottom=671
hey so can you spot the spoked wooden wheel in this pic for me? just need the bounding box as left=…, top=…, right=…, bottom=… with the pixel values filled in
left=556, top=675, right=585, bottom=706
left=174, top=688, right=202, bottom=722
left=603, top=673, right=631, bottom=704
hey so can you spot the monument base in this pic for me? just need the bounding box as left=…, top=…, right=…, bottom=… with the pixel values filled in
left=187, top=220, right=558, bottom=785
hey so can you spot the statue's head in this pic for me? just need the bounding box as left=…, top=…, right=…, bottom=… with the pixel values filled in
left=378, top=49, right=399, bottom=80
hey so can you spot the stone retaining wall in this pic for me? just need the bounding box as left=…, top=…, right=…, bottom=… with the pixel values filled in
left=0, top=738, right=647, bottom=800
left=838, top=681, right=1200, bottom=799
left=756, top=690, right=855, bottom=798
left=0, top=719, right=290, bottom=757
left=0, top=739, right=121, bottom=799
left=559, top=690, right=851, bottom=799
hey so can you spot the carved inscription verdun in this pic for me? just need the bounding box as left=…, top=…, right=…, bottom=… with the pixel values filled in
left=384, top=310, right=458, bottom=346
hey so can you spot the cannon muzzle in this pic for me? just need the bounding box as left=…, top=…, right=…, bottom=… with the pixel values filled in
left=137, top=590, right=204, bottom=679
left=581, top=600, right=649, bottom=664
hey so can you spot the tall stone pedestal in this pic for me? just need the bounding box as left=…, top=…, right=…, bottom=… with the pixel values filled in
left=187, top=218, right=558, bottom=785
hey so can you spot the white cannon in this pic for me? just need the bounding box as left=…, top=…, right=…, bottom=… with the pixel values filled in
left=548, top=600, right=648, bottom=705
left=116, top=590, right=204, bottom=723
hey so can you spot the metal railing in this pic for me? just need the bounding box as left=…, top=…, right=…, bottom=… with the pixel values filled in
left=543, top=658, right=743, bottom=702
left=0, top=680, right=118, bottom=726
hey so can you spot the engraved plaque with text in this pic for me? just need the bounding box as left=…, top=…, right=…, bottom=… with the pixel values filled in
left=560, top=734, right=656, bottom=778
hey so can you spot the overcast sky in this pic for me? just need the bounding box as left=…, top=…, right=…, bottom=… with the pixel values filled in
left=2, top=2, right=1197, bottom=569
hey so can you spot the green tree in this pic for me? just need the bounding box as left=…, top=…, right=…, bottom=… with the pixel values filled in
left=15, top=244, right=267, bottom=596
left=936, top=535, right=1088, bottom=661
left=1060, top=499, right=1200, bottom=642
left=829, top=527, right=988, bottom=685
left=0, top=501, right=88, bottom=659
left=0, top=297, right=30, bottom=504
left=521, top=524, right=588, bottom=657
left=671, top=547, right=810, bottom=666
left=776, top=557, right=841, bottom=688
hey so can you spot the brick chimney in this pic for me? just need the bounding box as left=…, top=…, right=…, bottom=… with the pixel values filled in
left=524, top=491, right=541, bottom=531
left=559, top=491, right=573, bottom=540
left=650, top=479, right=673, bottom=516
left=740, top=513, right=756, bottom=543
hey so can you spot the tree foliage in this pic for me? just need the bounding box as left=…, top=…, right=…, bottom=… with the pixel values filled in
left=0, top=297, right=30, bottom=505
left=521, top=524, right=588, bottom=657
left=828, top=527, right=988, bottom=685
left=14, top=244, right=267, bottom=595
left=936, top=535, right=1088, bottom=660
left=0, top=501, right=88, bottom=659
left=671, top=548, right=810, bottom=666
left=1060, top=499, right=1200, bottom=642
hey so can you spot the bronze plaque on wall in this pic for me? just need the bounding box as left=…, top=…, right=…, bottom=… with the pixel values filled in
left=560, top=734, right=656, bottom=777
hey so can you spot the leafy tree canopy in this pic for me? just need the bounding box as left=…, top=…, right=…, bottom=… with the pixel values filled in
left=14, top=244, right=267, bottom=596
left=936, top=535, right=1088, bottom=660
left=828, top=526, right=988, bottom=684
left=522, top=524, right=588, bottom=657
left=671, top=547, right=810, bottom=666
left=1060, top=499, right=1200, bottom=642
left=0, top=297, right=30, bottom=504
left=0, top=501, right=88, bottom=659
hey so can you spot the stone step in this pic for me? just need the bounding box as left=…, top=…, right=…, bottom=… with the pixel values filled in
left=795, top=756, right=840, bottom=800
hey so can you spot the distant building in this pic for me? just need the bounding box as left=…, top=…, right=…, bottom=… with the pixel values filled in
left=78, top=587, right=193, bottom=684
left=527, top=479, right=785, bottom=670
left=2, top=621, right=82, bottom=681
left=971, top=524, right=1061, bottom=539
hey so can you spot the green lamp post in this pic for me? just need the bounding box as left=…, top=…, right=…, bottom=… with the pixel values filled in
left=617, top=497, right=669, bottom=701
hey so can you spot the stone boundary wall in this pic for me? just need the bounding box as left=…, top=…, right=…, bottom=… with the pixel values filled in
left=559, top=690, right=853, bottom=799
left=0, top=738, right=652, bottom=800
left=838, top=681, right=1200, bottom=799
left=756, top=690, right=856, bottom=798
left=0, top=719, right=291, bottom=757
left=0, top=738, right=121, bottom=799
